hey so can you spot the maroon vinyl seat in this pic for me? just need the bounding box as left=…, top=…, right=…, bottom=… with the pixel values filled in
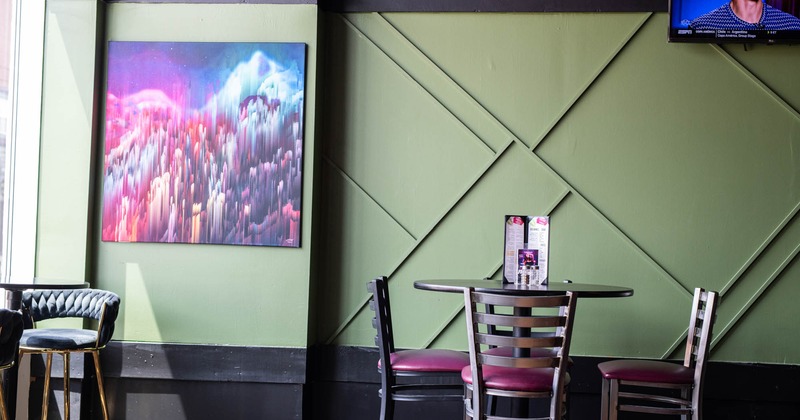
left=380, top=348, right=469, bottom=372
left=597, top=288, right=719, bottom=420
left=461, top=364, right=569, bottom=393
left=368, top=277, right=469, bottom=420
left=598, top=359, right=694, bottom=384
left=462, top=288, right=576, bottom=420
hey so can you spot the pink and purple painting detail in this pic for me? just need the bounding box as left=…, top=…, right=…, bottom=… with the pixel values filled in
left=102, top=42, right=306, bottom=247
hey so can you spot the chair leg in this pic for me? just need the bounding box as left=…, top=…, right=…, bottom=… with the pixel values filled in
left=609, top=379, right=619, bottom=420
left=680, top=387, right=691, bottom=420
left=92, top=351, right=110, bottom=420
left=600, top=378, right=609, bottom=420
left=0, top=380, right=7, bottom=420
left=463, top=387, right=470, bottom=420
left=379, top=389, right=394, bottom=420
left=551, top=385, right=564, bottom=419
left=63, top=353, right=70, bottom=420
left=41, top=353, right=53, bottom=420
left=463, top=386, right=473, bottom=420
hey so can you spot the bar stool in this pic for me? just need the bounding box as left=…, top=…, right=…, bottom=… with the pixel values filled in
left=19, top=288, right=120, bottom=420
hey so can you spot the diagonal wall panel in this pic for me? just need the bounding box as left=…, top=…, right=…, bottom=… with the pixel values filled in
left=387, top=145, right=569, bottom=348
left=323, top=14, right=494, bottom=239
left=537, top=14, right=800, bottom=295
left=385, top=12, right=650, bottom=148
left=725, top=43, right=800, bottom=115
left=318, top=160, right=417, bottom=343
left=320, top=11, right=800, bottom=363
left=711, top=211, right=800, bottom=362
left=332, top=144, right=568, bottom=348
left=713, top=254, right=800, bottom=363
left=344, top=13, right=512, bottom=154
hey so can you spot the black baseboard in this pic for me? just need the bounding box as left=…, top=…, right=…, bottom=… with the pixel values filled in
left=309, top=345, right=800, bottom=420
left=26, top=342, right=800, bottom=419
left=100, top=341, right=307, bottom=383
left=24, top=342, right=308, bottom=420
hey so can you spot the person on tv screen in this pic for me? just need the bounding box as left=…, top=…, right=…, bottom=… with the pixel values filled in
left=689, top=0, right=800, bottom=30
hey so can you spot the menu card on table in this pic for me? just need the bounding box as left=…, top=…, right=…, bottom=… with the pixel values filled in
left=503, top=215, right=549, bottom=285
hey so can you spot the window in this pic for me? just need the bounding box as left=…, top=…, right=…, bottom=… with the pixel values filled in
left=1, top=0, right=44, bottom=283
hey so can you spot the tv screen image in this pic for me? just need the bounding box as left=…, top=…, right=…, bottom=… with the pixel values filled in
left=669, top=0, right=800, bottom=43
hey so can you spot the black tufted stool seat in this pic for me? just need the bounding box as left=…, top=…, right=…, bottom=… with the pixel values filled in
left=20, top=289, right=120, bottom=420
left=0, top=309, right=23, bottom=420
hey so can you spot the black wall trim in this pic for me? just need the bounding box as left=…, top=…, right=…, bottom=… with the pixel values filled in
left=104, top=0, right=666, bottom=12
left=99, top=341, right=307, bottom=384
left=320, top=0, right=668, bottom=13
left=106, top=0, right=318, bottom=4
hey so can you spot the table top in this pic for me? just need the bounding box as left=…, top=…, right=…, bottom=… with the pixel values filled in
left=0, top=281, right=89, bottom=291
left=414, top=279, right=633, bottom=298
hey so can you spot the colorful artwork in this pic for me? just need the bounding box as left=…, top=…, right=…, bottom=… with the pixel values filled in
left=102, top=41, right=306, bottom=247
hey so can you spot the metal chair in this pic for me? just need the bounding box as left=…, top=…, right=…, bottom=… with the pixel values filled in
left=367, top=276, right=469, bottom=420
left=0, top=309, right=23, bottom=420
left=598, top=288, right=719, bottom=420
left=19, top=288, right=120, bottom=420
left=462, top=288, right=576, bottom=420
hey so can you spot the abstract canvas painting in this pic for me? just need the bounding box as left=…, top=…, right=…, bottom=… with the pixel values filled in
left=102, top=42, right=306, bottom=247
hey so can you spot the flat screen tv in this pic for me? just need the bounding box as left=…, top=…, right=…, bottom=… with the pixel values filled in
left=669, top=0, right=800, bottom=43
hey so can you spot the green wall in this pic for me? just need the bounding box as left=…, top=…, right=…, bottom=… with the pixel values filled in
left=37, top=0, right=100, bottom=283
left=37, top=2, right=319, bottom=347
left=318, top=12, right=800, bottom=364
left=33, top=3, right=800, bottom=363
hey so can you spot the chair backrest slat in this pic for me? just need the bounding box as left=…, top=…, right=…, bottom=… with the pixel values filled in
left=680, top=287, right=719, bottom=413
left=683, top=288, right=718, bottom=368
left=367, top=277, right=396, bottom=380
left=478, top=353, right=558, bottom=369
left=476, top=333, right=562, bottom=349
left=475, top=312, right=566, bottom=329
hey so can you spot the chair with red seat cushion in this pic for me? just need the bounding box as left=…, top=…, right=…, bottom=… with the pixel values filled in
left=597, top=288, right=719, bottom=420
left=368, top=277, right=469, bottom=420
left=462, top=288, right=576, bottom=420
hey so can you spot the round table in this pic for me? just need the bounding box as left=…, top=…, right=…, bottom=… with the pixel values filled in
left=414, top=278, right=633, bottom=417
left=414, top=278, right=633, bottom=297
left=2, top=281, right=90, bottom=310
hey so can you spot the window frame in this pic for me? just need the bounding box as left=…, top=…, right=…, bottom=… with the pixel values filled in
left=2, top=0, right=44, bottom=284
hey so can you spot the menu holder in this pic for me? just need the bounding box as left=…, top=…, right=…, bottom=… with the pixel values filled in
left=503, top=215, right=549, bottom=285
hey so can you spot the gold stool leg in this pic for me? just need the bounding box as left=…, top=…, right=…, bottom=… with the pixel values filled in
left=42, top=353, right=52, bottom=420
left=91, top=351, right=109, bottom=420
left=0, top=378, right=7, bottom=420
left=63, top=353, right=70, bottom=420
